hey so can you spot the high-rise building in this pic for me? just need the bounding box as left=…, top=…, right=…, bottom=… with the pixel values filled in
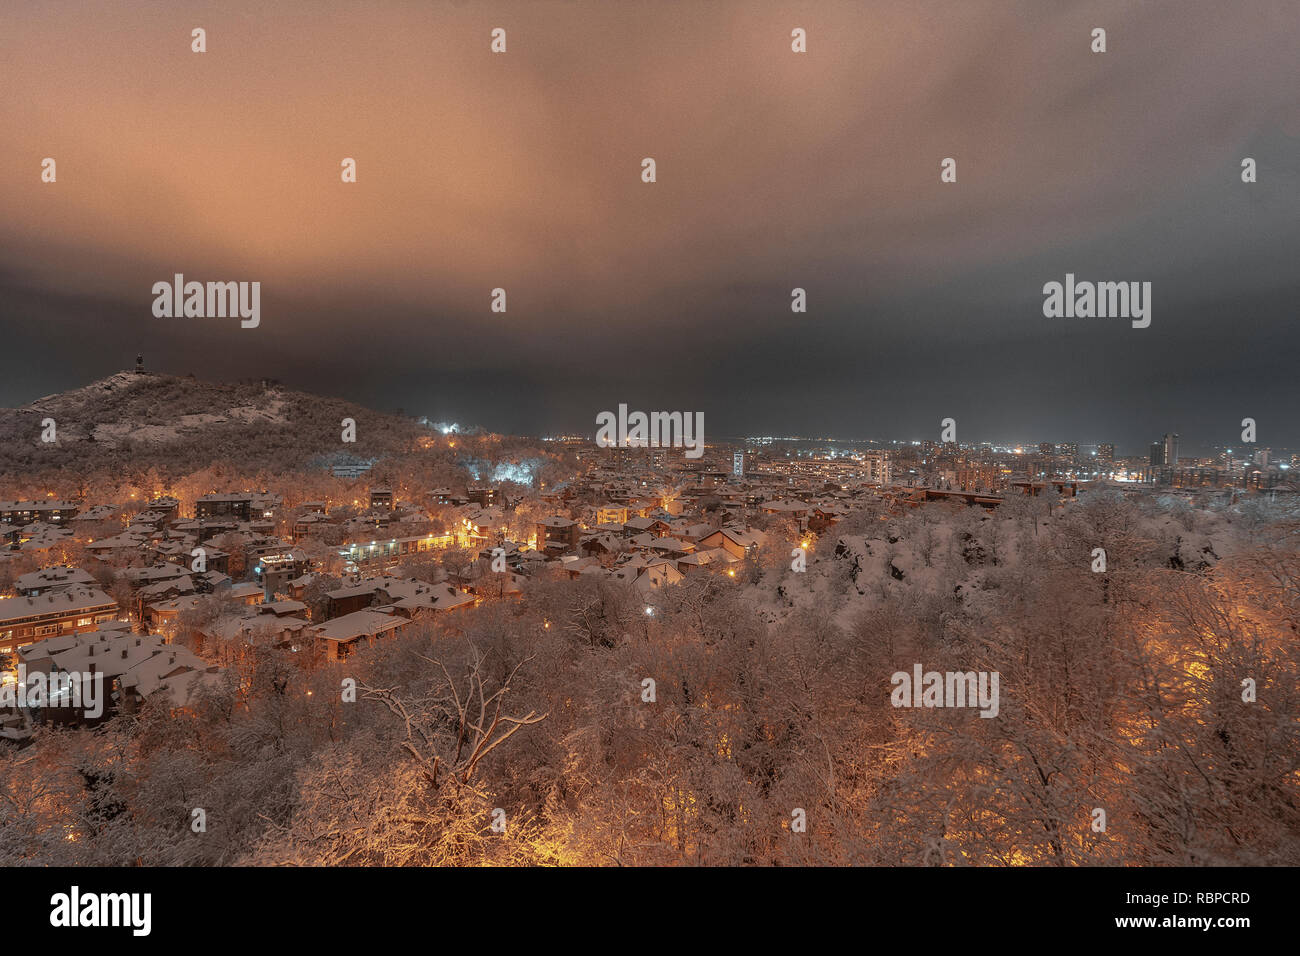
left=1096, top=443, right=1115, bottom=463
left=1163, top=433, right=1179, bottom=466
left=956, top=463, right=1002, bottom=492
left=861, top=450, right=892, bottom=485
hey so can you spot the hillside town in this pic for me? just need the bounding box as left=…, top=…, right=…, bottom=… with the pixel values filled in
left=4, top=426, right=1296, bottom=741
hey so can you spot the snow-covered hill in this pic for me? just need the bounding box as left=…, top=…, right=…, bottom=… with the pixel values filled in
left=0, top=370, right=425, bottom=478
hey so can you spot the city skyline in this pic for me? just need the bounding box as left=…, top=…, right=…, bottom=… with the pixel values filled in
left=2, top=360, right=1293, bottom=464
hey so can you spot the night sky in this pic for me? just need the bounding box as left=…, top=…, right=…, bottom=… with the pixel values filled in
left=1, top=0, right=1296, bottom=455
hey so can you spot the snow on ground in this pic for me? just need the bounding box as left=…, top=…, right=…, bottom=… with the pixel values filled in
left=228, top=399, right=287, bottom=424
left=92, top=423, right=190, bottom=445
left=748, top=492, right=1287, bottom=637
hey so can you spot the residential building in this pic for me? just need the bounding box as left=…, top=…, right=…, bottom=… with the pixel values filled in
left=0, top=588, right=121, bottom=659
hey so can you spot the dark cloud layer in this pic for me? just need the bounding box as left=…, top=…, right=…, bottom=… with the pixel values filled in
left=1, top=0, right=1297, bottom=454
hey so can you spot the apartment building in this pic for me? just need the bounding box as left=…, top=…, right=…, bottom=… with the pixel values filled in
left=0, top=500, right=80, bottom=525
left=195, top=493, right=255, bottom=522
left=0, top=587, right=121, bottom=659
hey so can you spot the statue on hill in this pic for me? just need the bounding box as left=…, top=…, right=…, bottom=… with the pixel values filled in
left=134, top=354, right=146, bottom=375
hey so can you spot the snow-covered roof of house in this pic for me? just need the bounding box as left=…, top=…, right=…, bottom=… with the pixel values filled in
left=310, top=609, right=408, bottom=644
left=0, top=587, right=117, bottom=622
left=14, top=566, right=96, bottom=591
left=538, top=516, right=577, bottom=528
